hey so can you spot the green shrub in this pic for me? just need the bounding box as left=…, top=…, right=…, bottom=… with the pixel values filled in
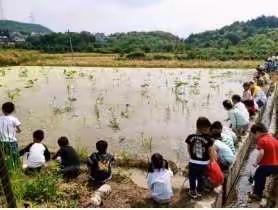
left=126, top=51, right=146, bottom=60
left=23, top=172, right=59, bottom=203
left=152, top=54, right=173, bottom=60
left=175, top=54, right=188, bottom=60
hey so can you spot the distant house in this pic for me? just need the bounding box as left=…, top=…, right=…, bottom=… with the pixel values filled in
left=0, top=30, right=9, bottom=43
left=10, top=32, right=26, bottom=43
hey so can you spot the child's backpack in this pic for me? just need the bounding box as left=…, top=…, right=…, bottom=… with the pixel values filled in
left=207, top=161, right=224, bottom=187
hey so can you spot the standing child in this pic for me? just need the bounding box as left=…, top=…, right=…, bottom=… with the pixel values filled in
left=52, top=137, right=80, bottom=179
left=19, top=130, right=50, bottom=173
left=185, top=117, right=215, bottom=199
left=147, top=153, right=173, bottom=205
left=87, top=140, right=115, bottom=185
left=0, top=102, right=21, bottom=167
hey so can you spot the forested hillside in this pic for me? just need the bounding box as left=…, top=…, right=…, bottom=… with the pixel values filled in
left=0, top=20, right=52, bottom=34
left=13, top=16, right=278, bottom=60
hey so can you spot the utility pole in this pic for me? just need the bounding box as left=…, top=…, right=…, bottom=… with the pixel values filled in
left=68, top=29, right=74, bottom=61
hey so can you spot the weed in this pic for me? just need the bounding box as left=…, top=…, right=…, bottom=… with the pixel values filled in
left=140, top=132, right=153, bottom=154
left=0, top=69, right=6, bottom=77
left=11, top=169, right=60, bottom=205
left=109, top=117, right=120, bottom=131
left=24, top=79, right=38, bottom=88
left=76, top=146, right=89, bottom=162
left=7, top=88, right=21, bottom=101
left=120, top=104, right=130, bottom=119
left=63, top=69, right=77, bottom=79
left=52, top=101, right=73, bottom=115
left=94, top=104, right=100, bottom=121
left=18, top=69, right=28, bottom=78
left=23, top=172, right=60, bottom=203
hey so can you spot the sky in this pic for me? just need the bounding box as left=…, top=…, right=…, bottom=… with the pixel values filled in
left=3, top=0, right=278, bottom=37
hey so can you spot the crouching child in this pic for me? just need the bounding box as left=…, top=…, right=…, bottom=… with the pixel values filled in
left=87, top=140, right=115, bottom=186
left=19, top=130, right=50, bottom=174
left=52, top=136, right=80, bottom=179
left=147, top=153, right=173, bottom=205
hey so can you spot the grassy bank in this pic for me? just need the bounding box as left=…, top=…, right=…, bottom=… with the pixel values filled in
left=0, top=49, right=261, bottom=69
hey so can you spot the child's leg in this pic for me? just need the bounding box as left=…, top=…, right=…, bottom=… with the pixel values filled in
left=188, top=162, right=198, bottom=193
left=196, top=165, right=208, bottom=193
left=253, top=165, right=271, bottom=197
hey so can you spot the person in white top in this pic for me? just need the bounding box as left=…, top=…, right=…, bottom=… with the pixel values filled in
left=19, top=130, right=50, bottom=173
left=147, top=153, right=173, bottom=205
left=0, top=102, right=21, bottom=166
left=232, top=95, right=250, bottom=121
left=223, top=100, right=249, bottom=136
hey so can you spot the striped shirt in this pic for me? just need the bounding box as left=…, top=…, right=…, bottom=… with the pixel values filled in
left=0, top=115, right=21, bottom=142
left=221, top=132, right=236, bottom=154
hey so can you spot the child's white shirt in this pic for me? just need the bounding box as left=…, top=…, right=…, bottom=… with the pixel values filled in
left=147, top=169, right=173, bottom=202
left=0, top=115, right=21, bottom=142
left=27, top=143, right=46, bottom=168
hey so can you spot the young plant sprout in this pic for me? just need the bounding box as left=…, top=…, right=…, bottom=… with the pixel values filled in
left=24, top=79, right=38, bottom=88
left=0, top=69, right=6, bottom=77
left=18, top=69, right=28, bottom=77
left=140, top=132, right=153, bottom=154
left=120, top=104, right=130, bottom=119
left=64, top=69, right=77, bottom=79
left=109, top=117, right=120, bottom=131
left=7, top=88, right=21, bottom=101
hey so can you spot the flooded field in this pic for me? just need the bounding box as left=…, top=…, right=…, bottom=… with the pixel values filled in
left=0, top=67, right=253, bottom=165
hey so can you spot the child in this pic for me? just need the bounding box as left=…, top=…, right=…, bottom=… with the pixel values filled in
left=185, top=117, right=215, bottom=199
left=0, top=102, right=21, bottom=166
left=19, top=130, right=50, bottom=173
left=87, top=140, right=115, bottom=185
left=248, top=123, right=278, bottom=201
left=52, top=137, right=80, bottom=179
left=210, top=124, right=235, bottom=171
left=242, top=82, right=253, bottom=102
left=223, top=100, right=249, bottom=136
left=211, top=121, right=235, bottom=154
left=147, top=153, right=173, bottom=204
left=232, top=95, right=250, bottom=123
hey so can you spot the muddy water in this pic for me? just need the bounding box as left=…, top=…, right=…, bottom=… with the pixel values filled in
left=0, top=67, right=253, bottom=165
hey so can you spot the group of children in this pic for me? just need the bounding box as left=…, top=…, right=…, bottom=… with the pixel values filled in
left=0, top=68, right=277, bottom=205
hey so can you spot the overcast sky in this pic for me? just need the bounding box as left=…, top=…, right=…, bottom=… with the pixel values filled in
left=4, top=0, right=278, bottom=37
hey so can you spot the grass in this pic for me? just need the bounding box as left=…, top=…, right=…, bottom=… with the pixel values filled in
left=0, top=49, right=261, bottom=68
left=10, top=167, right=61, bottom=207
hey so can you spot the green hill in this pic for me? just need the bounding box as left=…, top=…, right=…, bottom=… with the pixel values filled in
left=0, top=20, right=52, bottom=34
left=185, top=15, right=278, bottom=48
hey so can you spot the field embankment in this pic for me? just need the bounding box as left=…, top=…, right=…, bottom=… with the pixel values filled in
left=0, top=49, right=261, bottom=69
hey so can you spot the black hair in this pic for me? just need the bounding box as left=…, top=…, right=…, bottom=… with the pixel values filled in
left=2, top=102, right=15, bottom=114
left=58, top=136, right=69, bottom=147
left=196, top=117, right=211, bottom=130
left=33, top=130, right=44, bottom=142
left=251, top=123, right=268, bottom=134
left=211, top=121, right=223, bottom=130
left=243, top=82, right=250, bottom=88
left=232, top=95, right=241, bottom=103
left=148, top=153, right=168, bottom=173
left=96, top=140, right=108, bottom=154
left=223, top=100, right=233, bottom=110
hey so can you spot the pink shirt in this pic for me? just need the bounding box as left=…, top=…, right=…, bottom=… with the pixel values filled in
left=242, top=90, right=253, bottom=101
